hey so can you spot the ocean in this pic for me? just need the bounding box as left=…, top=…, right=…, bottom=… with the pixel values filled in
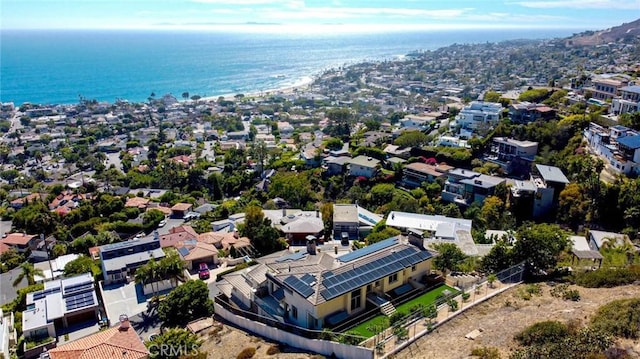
left=0, top=28, right=576, bottom=106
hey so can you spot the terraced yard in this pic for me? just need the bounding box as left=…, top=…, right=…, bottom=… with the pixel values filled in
left=350, top=285, right=458, bottom=338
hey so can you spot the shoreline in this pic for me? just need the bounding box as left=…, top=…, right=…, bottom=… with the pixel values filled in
left=200, top=75, right=316, bottom=103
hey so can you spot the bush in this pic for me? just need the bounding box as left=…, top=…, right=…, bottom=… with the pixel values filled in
left=515, top=321, right=569, bottom=346
left=266, top=345, right=280, bottom=355
left=448, top=299, right=459, bottom=312
left=591, top=298, right=640, bottom=339
left=389, top=312, right=407, bottom=326
left=470, top=346, right=501, bottom=359
left=563, top=289, right=581, bottom=301
left=462, top=292, right=471, bottom=302
left=572, top=266, right=640, bottom=288
left=236, top=347, right=256, bottom=359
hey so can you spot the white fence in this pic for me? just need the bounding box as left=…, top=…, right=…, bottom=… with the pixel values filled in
left=214, top=302, right=373, bottom=359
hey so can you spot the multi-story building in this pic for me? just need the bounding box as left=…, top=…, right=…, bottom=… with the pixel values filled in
left=454, top=101, right=502, bottom=132
left=510, top=164, right=570, bottom=219
left=441, top=168, right=505, bottom=206
left=99, top=237, right=165, bottom=285
left=347, top=155, right=380, bottom=179
left=332, top=204, right=382, bottom=241
left=612, top=85, right=640, bottom=115
left=22, top=273, right=99, bottom=340
left=216, top=236, right=435, bottom=330
left=589, top=76, right=628, bottom=101
left=487, top=137, right=538, bottom=175
left=402, top=162, right=452, bottom=188
left=584, top=122, right=640, bottom=175
left=508, top=102, right=556, bottom=124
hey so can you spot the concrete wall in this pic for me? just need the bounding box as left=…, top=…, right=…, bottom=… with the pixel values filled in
left=215, top=303, right=373, bottom=359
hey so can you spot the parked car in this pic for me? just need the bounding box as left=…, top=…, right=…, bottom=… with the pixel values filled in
left=158, top=219, right=167, bottom=227
left=198, top=263, right=210, bottom=280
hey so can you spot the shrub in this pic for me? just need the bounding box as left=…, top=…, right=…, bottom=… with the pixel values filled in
left=462, top=292, right=471, bottom=302
left=591, top=298, right=640, bottom=339
left=448, top=299, right=459, bottom=312
left=572, top=266, right=640, bottom=288
left=563, top=289, right=581, bottom=301
left=393, top=326, right=408, bottom=341
left=389, top=312, right=407, bottom=326
left=515, top=321, right=569, bottom=346
left=470, top=346, right=501, bottom=359
left=422, top=304, right=437, bottom=319
left=236, top=347, right=256, bottom=359
left=266, top=345, right=280, bottom=355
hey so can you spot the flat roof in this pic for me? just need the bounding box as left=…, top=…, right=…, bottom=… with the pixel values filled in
left=102, top=248, right=165, bottom=272
left=333, top=204, right=359, bottom=223
left=617, top=135, right=640, bottom=150
left=349, top=155, right=380, bottom=168
left=535, top=164, right=570, bottom=184
left=386, top=211, right=472, bottom=232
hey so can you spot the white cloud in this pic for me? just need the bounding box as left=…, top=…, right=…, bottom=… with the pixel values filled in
left=513, top=0, right=640, bottom=9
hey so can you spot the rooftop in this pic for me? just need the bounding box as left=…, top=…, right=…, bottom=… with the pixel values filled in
left=617, top=135, right=640, bottom=150
left=47, top=320, right=148, bottom=359
left=535, top=164, right=570, bottom=184
left=349, top=155, right=380, bottom=168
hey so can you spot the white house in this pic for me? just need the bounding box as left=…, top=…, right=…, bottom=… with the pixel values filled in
left=347, top=155, right=380, bottom=178
left=455, top=101, right=502, bottom=132
left=584, top=122, right=640, bottom=175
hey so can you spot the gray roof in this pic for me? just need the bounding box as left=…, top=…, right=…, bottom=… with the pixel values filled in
left=102, top=247, right=165, bottom=273
left=459, top=174, right=505, bottom=189
left=349, top=155, right=380, bottom=168
left=535, top=164, right=570, bottom=184
left=333, top=204, right=359, bottom=223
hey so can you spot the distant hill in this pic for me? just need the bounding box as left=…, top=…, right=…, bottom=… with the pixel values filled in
left=566, top=18, right=640, bottom=46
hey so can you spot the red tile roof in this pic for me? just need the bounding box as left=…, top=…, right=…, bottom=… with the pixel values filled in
left=171, top=203, right=193, bottom=212
left=1, top=233, right=37, bottom=246
left=47, top=321, right=148, bottom=359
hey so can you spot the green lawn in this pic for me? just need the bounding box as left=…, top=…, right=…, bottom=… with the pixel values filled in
left=349, top=285, right=458, bottom=338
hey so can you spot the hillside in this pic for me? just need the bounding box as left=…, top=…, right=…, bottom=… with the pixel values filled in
left=566, top=18, right=640, bottom=46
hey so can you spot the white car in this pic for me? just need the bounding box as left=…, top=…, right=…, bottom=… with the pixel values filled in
left=158, top=219, right=167, bottom=227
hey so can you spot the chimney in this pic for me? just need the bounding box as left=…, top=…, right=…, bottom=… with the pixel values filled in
left=334, top=245, right=338, bottom=255
left=316, top=210, right=319, bottom=218
left=282, top=207, right=286, bottom=216
left=233, top=229, right=239, bottom=239
left=118, top=314, right=130, bottom=331
left=306, top=236, right=317, bottom=255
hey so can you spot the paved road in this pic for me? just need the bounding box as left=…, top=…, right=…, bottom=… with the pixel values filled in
left=0, top=267, right=27, bottom=306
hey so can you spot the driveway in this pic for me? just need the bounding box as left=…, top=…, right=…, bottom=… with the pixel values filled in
left=0, top=220, right=12, bottom=237
left=0, top=267, right=27, bottom=305
left=100, top=281, right=150, bottom=324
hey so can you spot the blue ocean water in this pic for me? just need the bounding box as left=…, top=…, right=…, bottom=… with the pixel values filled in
left=1, top=29, right=575, bottom=105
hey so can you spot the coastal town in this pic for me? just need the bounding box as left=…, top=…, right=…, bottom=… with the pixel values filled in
left=0, top=19, right=640, bottom=359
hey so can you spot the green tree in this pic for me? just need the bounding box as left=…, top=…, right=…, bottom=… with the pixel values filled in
left=268, top=171, right=314, bottom=209
left=64, top=255, right=101, bottom=278
left=320, top=202, right=334, bottom=234
left=513, top=223, right=569, bottom=274
left=13, top=262, right=44, bottom=287
left=142, top=209, right=165, bottom=231
left=479, top=196, right=505, bottom=229
left=135, top=257, right=161, bottom=296
left=557, top=183, right=588, bottom=230
left=483, top=91, right=501, bottom=103
left=50, top=243, right=67, bottom=258
left=481, top=240, right=513, bottom=273
left=432, top=243, right=467, bottom=276
left=394, top=130, right=429, bottom=148
left=158, top=280, right=214, bottom=327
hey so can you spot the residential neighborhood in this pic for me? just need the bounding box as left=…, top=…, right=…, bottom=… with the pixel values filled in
left=0, top=20, right=640, bottom=359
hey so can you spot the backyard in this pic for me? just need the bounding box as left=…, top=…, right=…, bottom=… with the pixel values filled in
left=349, top=285, right=458, bottom=338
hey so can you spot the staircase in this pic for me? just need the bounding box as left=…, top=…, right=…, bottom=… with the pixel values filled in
left=380, top=301, right=396, bottom=316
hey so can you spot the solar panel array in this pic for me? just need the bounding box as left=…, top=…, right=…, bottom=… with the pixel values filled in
left=283, top=275, right=315, bottom=298
left=338, top=237, right=399, bottom=262
left=300, top=273, right=316, bottom=285
left=321, top=247, right=432, bottom=301
left=275, top=251, right=306, bottom=263
left=64, top=282, right=93, bottom=296
left=65, top=292, right=95, bottom=311
left=177, top=247, right=190, bottom=257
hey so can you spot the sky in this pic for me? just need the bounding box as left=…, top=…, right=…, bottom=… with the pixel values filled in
left=1, top=0, right=639, bottom=32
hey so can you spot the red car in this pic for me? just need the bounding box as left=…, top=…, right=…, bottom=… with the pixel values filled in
left=198, top=263, right=210, bottom=280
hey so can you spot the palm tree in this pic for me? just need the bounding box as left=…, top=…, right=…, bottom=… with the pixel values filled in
left=135, top=258, right=160, bottom=296
left=159, top=252, right=186, bottom=288
left=13, top=262, right=44, bottom=287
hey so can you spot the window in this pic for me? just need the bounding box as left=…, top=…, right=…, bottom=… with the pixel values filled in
left=351, top=289, right=361, bottom=310
left=366, top=284, right=372, bottom=293
left=412, top=265, right=417, bottom=272
left=375, top=281, right=380, bottom=287
left=389, top=273, right=398, bottom=284
left=291, top=305, right=298, bottom=319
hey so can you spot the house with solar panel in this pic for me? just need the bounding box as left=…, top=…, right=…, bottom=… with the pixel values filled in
left=216, top=235, right=435, bottom=330
left=22, top=273, right=99, bottom=340
left=99, top=237, right=165, bottom=285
